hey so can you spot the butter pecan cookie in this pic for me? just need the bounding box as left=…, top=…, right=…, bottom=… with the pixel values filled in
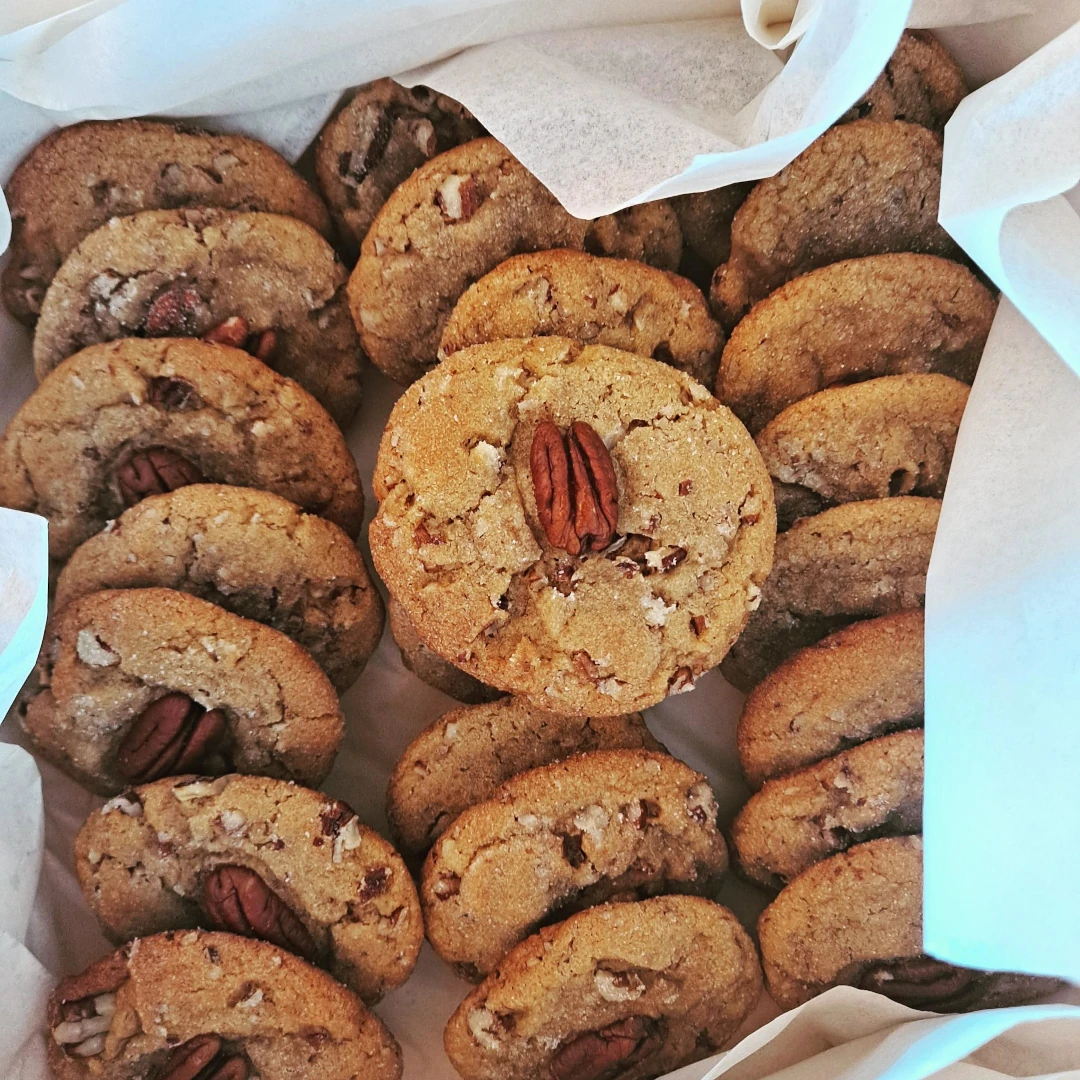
left=718, top=254, right=994, bottom=434
left=314, top=79, right=484, bottom=259
left=758, top=373, right=969, bottom=530
left=348, top=138, right=682, bottom=384
left=74, top=774, right=420, bottom=1003
left=55, top=485, right=383, bottom=691
left=387, top=697, right=659, bottom=859
left=370, top=337, right=774, bottom=715
left=33, top=208, right=363, bottom=425
left=2, top=118, right=330, bottom=327
left=21, top=588, right=343, bottom=796
left=421, top=749, right=727, bottom=979
left=444, top=895, right=761, bottom=1080
left=721, top=498, right=937, bottom=691
left=671, top=183, right=754, bottom=282
left=47, top=930, right=401, bottom=1080
left=439, top=249, right=723, bottom=385
left=0, top=338, right=363, bottom=560
left=711, top=122, right=962, bottom=329
left=739, top=611, right=924, bottom=788
left=758, top=837, right=1061, bottom=1011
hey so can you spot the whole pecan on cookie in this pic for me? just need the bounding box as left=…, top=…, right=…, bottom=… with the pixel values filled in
left=159, top=1034, right=249, bottom=1080
left=530, top=421, right=619, bottom=555
left=115, top=692, right=226, bottom=783
left=203, top=864, right=317, bottom=961
left=115, top=447, right=205, bottom=506
left=550, top=1016, right=663, bottom=1080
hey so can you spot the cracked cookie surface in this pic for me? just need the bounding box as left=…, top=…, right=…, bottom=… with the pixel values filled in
left=33, top=207, right=363, bottom=425
left=47, top=929, right=401, bottom=1080
left=75, top=774, right=421, bottom=1003
left=444, top=895, right=761, bottom=1080
left=370, top=337, right=774, bottom=715
left=22, top=588, right=343, bottom=795
left=2, top=118, right=330, bottom=327
left=348, top=138, right=682, bottom=384
left=0, top=338, right=363, bottom=560
left=420, top=749, right=728, bottom=979
left=55, top=485, right=383, bottom=691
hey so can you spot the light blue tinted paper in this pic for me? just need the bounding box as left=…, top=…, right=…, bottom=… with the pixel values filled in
left=925, top=300, right=1080, bottom=982
left=0, top=507, right=47, bottom=722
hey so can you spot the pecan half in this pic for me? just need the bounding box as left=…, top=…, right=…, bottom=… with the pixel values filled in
left=203, top=864, right=317, bottom=961
left=160, top=1034, right=249, bottom=1080
left=115, top=447, right=205, bottom=506
left=531, top=421, right=619, bottom=555
left=115, top=693, right=227, bottom=783
left=144, top=282, right=209, bottom=336
left=550, top=1016, right=662, bottom=1080
left=857, top=956, right=976, bottom=1009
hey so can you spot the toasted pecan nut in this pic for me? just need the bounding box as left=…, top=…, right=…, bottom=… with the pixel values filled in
left=114, top=693, right=227, bottom=783
left=115, top=448, right=205, bottom=507
left=160, top=1035, right=249, bottom=1080
left=550, top=1016, right=662, bottom=1080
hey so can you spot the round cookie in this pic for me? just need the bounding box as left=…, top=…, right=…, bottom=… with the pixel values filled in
left=2, top=118, right=331, bottom=327
left=387, top=697, right=660, bottom=859
left=739, top=611, right=924, bottom=788
left=721, top=497, right=938, bottom=692
left=710, top=121, right=962, bottom=329
left=444, top=895, right=761, bottom=1080
left=74, top=774, right=421, bottom=1003
left=757, top=837, right=1061, bottom=1011
left=55, top=485, right=383, bottom=691
left=731, top=729, right=924, bottom=889
left=348, top=137, right=682, bottom=384
left=0, top=338, right=364, bottom=560
left=671, top=183, right=754, bottom=280
left=421, top=749, right=728, bottom=979
left=718, top=254, right=995, bottom=434
left=388, top=596, right=503, bottom=705
left=21, top=588, right=344, bottom=796
left=439, top=249, right=723, bottom=385
left=757, top=373, right=969, bottom=530
left=371, top=337, right=775, bottom=715
left=33, top=208, right=363, bottom=426
left=314, top=79, right=484, bottom=259
left=47, top=930, right=401, bottom=1080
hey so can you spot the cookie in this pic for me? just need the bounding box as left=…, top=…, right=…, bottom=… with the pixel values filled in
left=347, top=137, right=682, bottom=384
left=387, top=697, right=660, bottom=859
left=370, top=337, right=775, bottom=715
left=444, top=895, right=761, bottom=1080
left=758, top=837, right=1061, bottom=1011
left=74, top=774, right=421, bottom=1003
left=757, top=373, right=969, bottom=530
left=738, top=611, right=924, bottom=788
left=710, top=122, right=962, bottom=329
left=47, top=930, right=401, bottom=1080
left=0, top=338, right=363, bottom=561
left=731, top=729, right=923, bottom=889
left=32, top=207, right=363, bottom=425
left=438, top=249, right=723, bottom=385
left=314, top=79, right=484, bottom=259
left=421, top=748, right=727, bottom=979
left=2, top=118, right=331, bottom=327
left=720, top=498, right=938, bottom=692
left=55, top=485, right=383, bottom=691
left=21, top=588, right=343, bottom=796
left=388, top=597, right=503, bottom=705
left=842, top=31, right=966, bottom=130
left=671, top=183, right=754, bottom=280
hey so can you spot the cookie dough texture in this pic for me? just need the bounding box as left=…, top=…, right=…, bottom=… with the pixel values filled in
left=56, top=485, right=384, bottom=691
left=421, top=749, right=728, bottom=979
left=710, top=122, right=962, bottom=329
left=315, top=79, right=484, bottom=258
left=22, top=588, right=344, bottom=796
left=348, top=137, right=683, bottom=384
left=444, top=895, right=761, bottom=1080
left=33, top=207, right=364, bottom=426
left=758, top=374, right=969, bottom=530
left=47, top=930, right=401, bottom=1080
left=371, top=337, right=775, bottom=715
left=718, top=254, right=994, bottom=434
left=439, top=249, right=723, bottom=385
left=0, top=338, right=364, bottom=560
left=739, top=611, right=924, bottom=788
left=74, top=774, right=421, bottom=1003
left=387, top=697, right=659, bottom=858
left=2, top=118, right=331, bottom=326
left=721, top=498, right=938, bottom=692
